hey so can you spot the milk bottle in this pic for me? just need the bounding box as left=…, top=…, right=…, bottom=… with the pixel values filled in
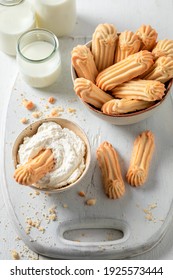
left=0, top=0, right=36, bottom=56
left=31, top=0, right=76, bottom=37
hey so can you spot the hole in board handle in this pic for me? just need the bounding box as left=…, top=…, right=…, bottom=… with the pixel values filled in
left=63, top=228, right=124, bottom=243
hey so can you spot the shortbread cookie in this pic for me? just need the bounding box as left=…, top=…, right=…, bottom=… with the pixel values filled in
left=96, top=141, right=125, bottom=199
left=152, top=39, right=173, bottom=60
left=114, top=30, right=141, bottom=62
left=136, top=24, right=158, bottom=51
left=142, top=56, right=173, bottom=83
left=14, top=149, right=54, bottom=186
left=74, top=77, right=113, bottom=109
left=96, top=50, right=154, bottom=91
left=111, top=79, right=165, bottom=101
left=126, top=131, right=155, bottom=187
left=102, top=98, right=155, bottom=115
left=71, top=45, right=98, bottom=83
left=92, top=23, right=118, bottom=72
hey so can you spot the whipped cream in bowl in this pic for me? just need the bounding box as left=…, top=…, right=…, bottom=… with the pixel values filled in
left=12, top=118, right=91, bottom=192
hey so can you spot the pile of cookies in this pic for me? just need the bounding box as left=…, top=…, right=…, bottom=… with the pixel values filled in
left=96, top=130, right=155, bottom=199
left=72, top=24, right=173, bottom=115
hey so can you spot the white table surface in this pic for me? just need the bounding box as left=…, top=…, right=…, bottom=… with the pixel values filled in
left=0, top=0, right=173, bottom=260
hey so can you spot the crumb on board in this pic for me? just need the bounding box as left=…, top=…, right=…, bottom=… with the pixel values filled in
left=148, top=203, right=157, bottom=209
left=143, top=208, right=150, bottom=215
left=142, top=202, right=158, bottom=222
left=11, top=250, right=20, bottom=260
left=26, top=218, right=41, bottom=228
left=44, top=192, right=51, bottom=196
left=49, top=207, right=56, bottom=214
left=56, top=106, right=64, bottom=112
left=67, top=107, right=76, bottom=114
left=63, top=203, right=68, bottom=208
left=86, top=198, right=97, bottom=206
left=15, top=236, right=21, bottom=241
left=48, top=207, right=57, bottom=221
left=48, top=96, right=56, bottom=104
left=49, top=214, right=57, bottom=221
left=38, top=226, right=45, bottom=233
left=25, top=218, right=43, bottom=234
left=49, top=106, right=64, bottom=117
left=68, top=98, right=77, bottom=103
left=20, top=117, right=28, bottom=124
left=32, top=111, right=42, bottom=118
left=145, top=213, right=154, bottom=221
left=22, top=99, right=35, bottom=110
left=78, top=191, right=86, bottom=197
left=42, top=207, right=58, bottom=223
left=49, top=108, right=60, bottom=117
left=35, top=190, right=40, bottom=196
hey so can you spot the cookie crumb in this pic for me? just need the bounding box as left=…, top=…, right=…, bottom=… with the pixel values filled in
left=15, top=236, right=21, bottom=241
left=145, top=213, right=153, bottom=221
left=63, top=203, right=68, bottom=208
left=148, top=203, right=157, bottom=210
left=35, top=190, right=40, bottom=196
left=49, top=214, right=57, bottom=221
left=78, top=191, right=85, bottom=197
left=22, top=99, right=35, bottom=110
left=86, top=198, right=96, bottom=206
left=50, top=108, right=60, bottom=117
left=38, top=226, right=45, bottom=233
left=48, top=97, right=56, bottom=104
left=49, top=207, right=56, bottom=214
left=20, top=117, right=28, bottom=124
left=45, top=192, right=51, bottom=196
left=67, top=107, right=76, bottom=114
left=32, top=111, right=42, bottom=118
left=143, top=208, right=150, bottom=215
left=56, top=106, right=64, bottom=112
left=11, top=250, right=20, bottom=260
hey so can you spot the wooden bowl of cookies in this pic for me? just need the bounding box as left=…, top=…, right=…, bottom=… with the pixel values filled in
left=12, top=118, right=91, bottom=193
left=71, top=24, right=173, bottom=125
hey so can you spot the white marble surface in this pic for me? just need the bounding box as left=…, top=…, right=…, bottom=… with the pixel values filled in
left=0, top=0, right=173, bottom=260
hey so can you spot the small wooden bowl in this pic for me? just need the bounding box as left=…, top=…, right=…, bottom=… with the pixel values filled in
left=12, top=118, right=91, bottom=193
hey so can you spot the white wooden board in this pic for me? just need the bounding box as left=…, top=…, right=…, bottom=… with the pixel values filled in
left=1, top=37, right=173, bottom=259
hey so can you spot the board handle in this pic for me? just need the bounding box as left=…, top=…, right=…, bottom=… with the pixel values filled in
left=36, top=218, right=131, bottom=259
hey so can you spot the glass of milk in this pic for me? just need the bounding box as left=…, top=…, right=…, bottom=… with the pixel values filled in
left=31, top=0, right=76, bottom=37
left=0, top=0, right=36, bottom=56
left=16, top=29, right=61, bottom=88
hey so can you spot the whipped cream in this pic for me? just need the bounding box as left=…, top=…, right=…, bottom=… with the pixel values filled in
left=18, top=122, right=86, bottom=189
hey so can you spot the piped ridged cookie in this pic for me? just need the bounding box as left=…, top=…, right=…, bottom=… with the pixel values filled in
left=14, top=149, right=55, bottom=186
left=74, top=77, right=113, bottom=109
left=111, top=79, right=165, bottom=101
left=114, top=30, right=141, bottom=62
left=126, top=131, right=155, bottom=187
left=142, top=56, right=173, bottom=83
left=71, top=45, right=98, bottom=83
left=136, top=24, right=158, bottom=51
left=92, top=23, right=118, bottom=72
left=96, top=50, right=154, bottom=91
left=102, top=98, right=155, bottom=115
left=96, top=141, right=125, bottom=199
left=152, top=39, right=173, bottom=60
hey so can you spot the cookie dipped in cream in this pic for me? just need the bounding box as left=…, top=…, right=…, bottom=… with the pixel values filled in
left=17, top=122, right=86, bottom=189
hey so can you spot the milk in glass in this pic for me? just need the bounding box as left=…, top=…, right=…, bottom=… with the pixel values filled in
left=17, top=29, right=61, bottom=88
